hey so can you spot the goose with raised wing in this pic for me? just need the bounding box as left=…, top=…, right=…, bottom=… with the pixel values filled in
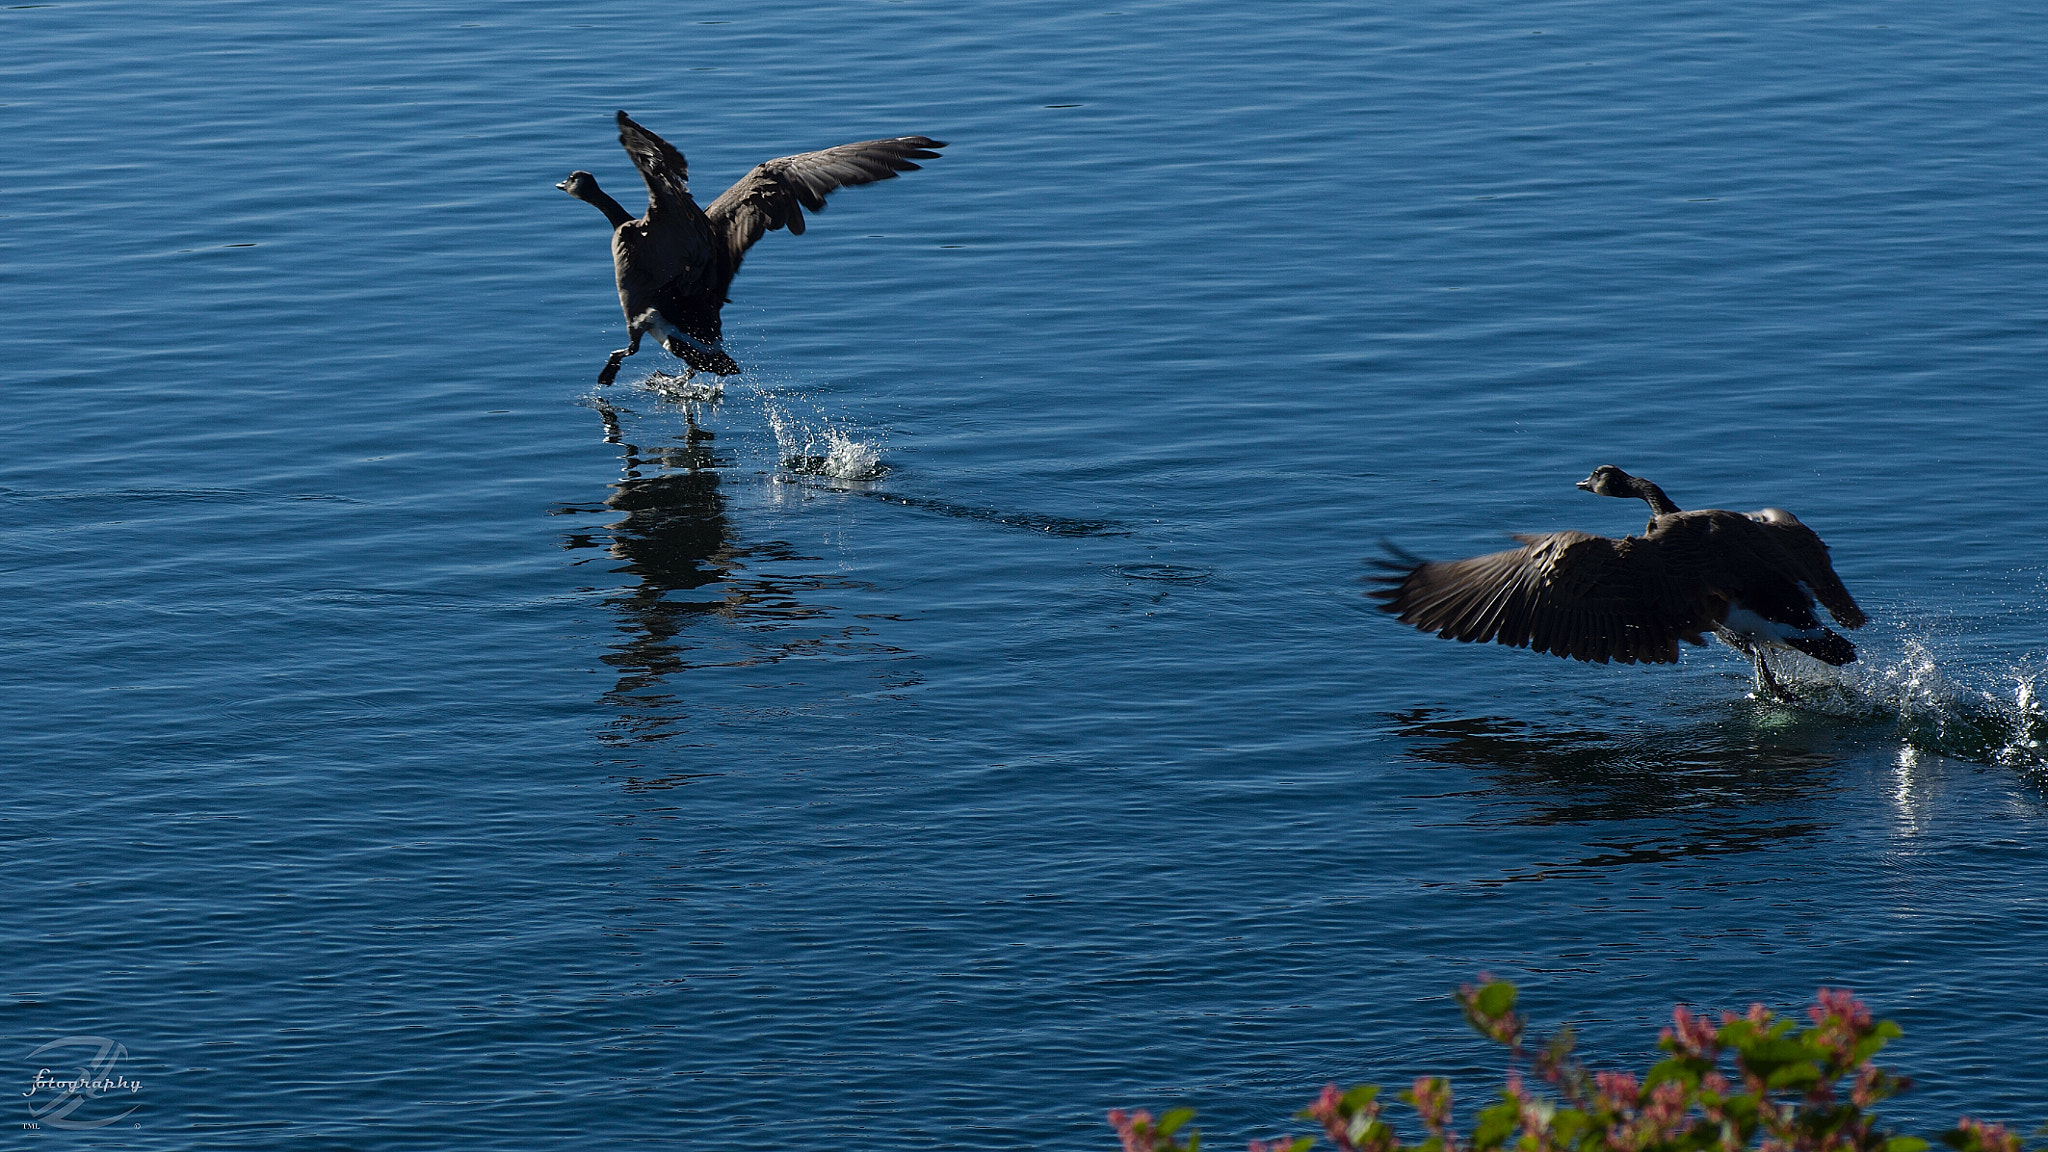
left=1370, top=466, right=1868, bottom=700
left=558, top=111, right=946, bottom=385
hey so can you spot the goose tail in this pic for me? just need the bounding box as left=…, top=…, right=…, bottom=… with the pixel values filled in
left=1784, top=630, right=1856, bottom=666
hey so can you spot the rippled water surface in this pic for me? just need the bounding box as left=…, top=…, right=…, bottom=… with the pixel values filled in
left=8, top=1, right=2048, bottom=1146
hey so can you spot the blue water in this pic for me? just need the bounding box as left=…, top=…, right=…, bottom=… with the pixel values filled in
left=7, top=0, right=2048, bottom=1146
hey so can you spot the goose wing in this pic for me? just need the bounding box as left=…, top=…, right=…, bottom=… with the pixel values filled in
left=706, top=136, right=946, bottom=258
left=1371, top=531, right=1711, bottom=665
left=615, top=111, right=699, bottom=221
left=1745, top=510, right=1867, bottom=628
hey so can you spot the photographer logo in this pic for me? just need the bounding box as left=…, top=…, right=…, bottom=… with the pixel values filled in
left=21, top=1037, right=141, bottom=1130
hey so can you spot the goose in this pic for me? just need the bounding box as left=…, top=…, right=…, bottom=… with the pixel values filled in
left=557, top=111, right=946, bottom=385
left=1369, top=466, right=1868, bottom=700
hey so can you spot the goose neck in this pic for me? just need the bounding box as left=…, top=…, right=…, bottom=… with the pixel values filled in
left=1630, top=477, right=1682, bottom=516
left=583, top=187, right=634, bottom=229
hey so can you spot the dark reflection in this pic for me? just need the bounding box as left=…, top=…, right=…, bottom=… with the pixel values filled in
left=578, top=402, right=734, bottom=600
left=1389, top=707, right=1869, bottom=874
left=560, top=399, right=911, bottom=768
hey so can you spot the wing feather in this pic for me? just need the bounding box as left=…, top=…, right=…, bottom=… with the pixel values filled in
left=706, top=136, right=946, bottom=259
left=1370, top=531, right=1710, bottom=665
left=1746, top=510, right=1867, bottom=628
left=615, top=111, right=696, bottom=220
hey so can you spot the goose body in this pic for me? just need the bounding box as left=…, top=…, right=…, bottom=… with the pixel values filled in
left=1370, top=466, right=1867, bottom=698
left=558, top=111, right=946, bottom=384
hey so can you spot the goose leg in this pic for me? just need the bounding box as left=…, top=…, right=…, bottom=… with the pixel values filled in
left=1720, top=629, right=1794, bottom=703
left=1751, top=650, right=1793, bottom=703
left=597, top=331, right=644, bottom=387
left=657, top=337, right=701, bottom=383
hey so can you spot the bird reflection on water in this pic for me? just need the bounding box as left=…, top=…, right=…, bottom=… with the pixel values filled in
left=1388, top=708, right=1863, bottom=876
left=560, top=398, right=901, bottom=773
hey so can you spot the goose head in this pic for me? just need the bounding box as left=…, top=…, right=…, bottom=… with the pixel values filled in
left=557, top=170, right=635, bottom=229
left=1576, top=465, right=1682, bottom=517
left=1575, top=464, right=1639, bottom=497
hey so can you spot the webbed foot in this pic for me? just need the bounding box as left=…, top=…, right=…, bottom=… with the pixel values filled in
left=598, top=332, right=645, bottom=386
left=1752, top=652, right=1795, bottom=703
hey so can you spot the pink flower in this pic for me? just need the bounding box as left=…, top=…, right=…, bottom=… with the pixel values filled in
left=1810, top=988, right=1872, bottom=1031
left=1595, top=1069, right=1641, bottom=1110
left=1665, top=1005, right=1719, bottom=1059
left=1410, top=1076, right=1453, bottom=1132
left=1643, top=1080, right=1687, bottom=1132
left=1304, top=1084, right=1343, bottom=1127
left=1956, top=1118, right=2023, bottom=1152
left=1305, top=1084, right=1362, bottom=1152
left=1108, top=1109, right=1156, bottom=1152
left=1851, top=1064, right=1883, bottom=1108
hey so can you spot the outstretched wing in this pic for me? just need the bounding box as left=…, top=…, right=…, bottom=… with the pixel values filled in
left=1745, top=510, right=1867, bottom=629
left=615, top=110, right=697, bottom=220
left=705, top=136, right=946, bottom=258
left=1370, top=531, right=1712, bottom=665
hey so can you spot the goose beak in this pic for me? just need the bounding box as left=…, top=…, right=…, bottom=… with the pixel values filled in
left=555, top=178, right=572, bottom=192
left=1575, top=478, right=1594, bottom=492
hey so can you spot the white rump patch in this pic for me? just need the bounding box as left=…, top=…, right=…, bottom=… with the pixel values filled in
left=1721, top=605, right=1827, bottom=650
left=635, top=312, right=724, bottom=359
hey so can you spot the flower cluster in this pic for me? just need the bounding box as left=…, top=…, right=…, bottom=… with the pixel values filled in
left=1110, top=1107, right=1203, bottom=1152
left=1110, top=982, right=2034, bottom=1152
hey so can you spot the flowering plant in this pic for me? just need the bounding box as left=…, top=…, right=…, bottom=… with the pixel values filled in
left=1108, top=982, right=2031, bottom=1152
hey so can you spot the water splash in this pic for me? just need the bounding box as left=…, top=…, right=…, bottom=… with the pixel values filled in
left=763, top=400, right=887, bottom=481
left=1793, top=641, right=2048, bottom=769
left=671, top=373, right=1117, bottom=535
left=641, top=371, right=725, bottom=403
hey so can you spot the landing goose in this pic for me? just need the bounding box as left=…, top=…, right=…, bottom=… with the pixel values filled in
left=558, top=111, right=946, bottom=385
left=1370, top=466, right=1868, bottom=699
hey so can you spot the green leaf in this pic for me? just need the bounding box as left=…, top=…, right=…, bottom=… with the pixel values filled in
left=1644, top=1056, right=1699, bottom=1088
left=1886, top=1138, right=1930, bottom=1152
left=1341, top=1084, right=1382, bottom=1112
left=1746, top=1037, right=1809, bottom=1063
left=1477, top=981, right=1518, bottom=1019
left=1472, top=1101, right=1519, bottom=1150
left=1739, top=1036, right=1815, bottom=1083
left=1764, top=1062, right=1821, bottom=1089
left=1721, top=1095, right=1761, bottom=1123
left=1157, top=1108, right=1195, bottom=1138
